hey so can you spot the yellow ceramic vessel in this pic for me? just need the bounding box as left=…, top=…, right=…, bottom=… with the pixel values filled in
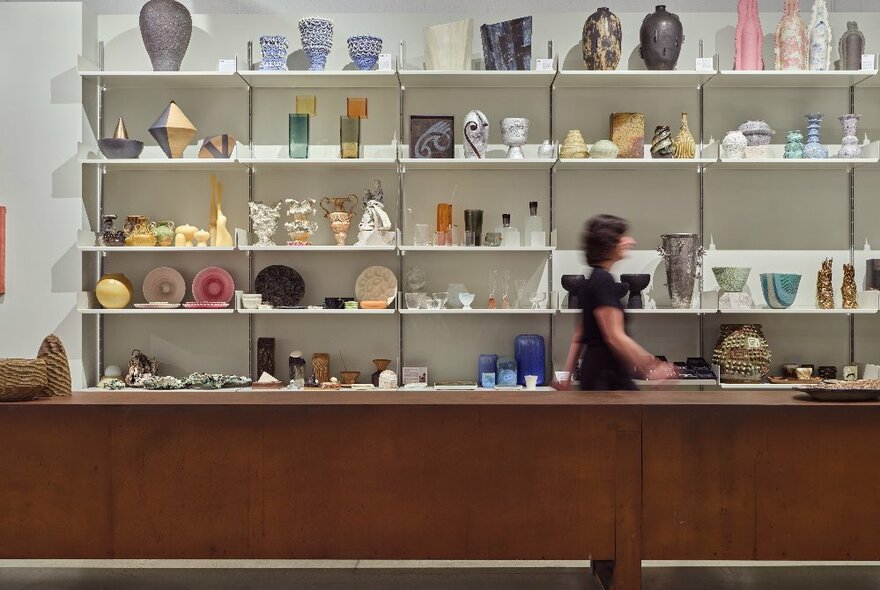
left=95, top=273, right=133, bottom=309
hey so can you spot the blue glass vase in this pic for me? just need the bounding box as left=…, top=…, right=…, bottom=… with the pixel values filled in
left=514, top=334, right=545, bottom=386
left=496, top=357, right=518, bottom=387
left=478, top=354, right=498, bottom=388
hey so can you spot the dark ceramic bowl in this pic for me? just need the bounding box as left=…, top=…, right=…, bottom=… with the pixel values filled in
left=99, top=138, right=144, bottom=159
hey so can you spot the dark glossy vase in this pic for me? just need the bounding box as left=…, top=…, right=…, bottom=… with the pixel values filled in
left=639, top=5, right=684, bottom=70
left=561, top=274, right=584, bottom=309
left=139, top=0, right=192, bottom=71
left=620, top=274, right=651, bottom=309
left=583, top=7, right=622, bottom=71
left=514, top=334, right=545, bottom=386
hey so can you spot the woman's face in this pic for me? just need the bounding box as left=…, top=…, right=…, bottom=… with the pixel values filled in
left=614, top=234, right=636, bottom=261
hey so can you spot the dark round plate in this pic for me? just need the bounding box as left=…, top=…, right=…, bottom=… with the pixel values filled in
left=795, top=388, right=880, bottom=402
left=254, top=265, right=305, bottom=308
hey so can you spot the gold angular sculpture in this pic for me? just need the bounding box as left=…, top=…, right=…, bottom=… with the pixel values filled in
left=816, top=257, right=834, bottom=309
left=842, top=263, right=858, bottom=309
left=113, top=117, right=129, bottom=139
left=149, top=100, right=197, bottom=158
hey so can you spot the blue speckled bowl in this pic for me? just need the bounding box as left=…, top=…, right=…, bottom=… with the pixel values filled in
left=760, top=273, right=802, bottom=309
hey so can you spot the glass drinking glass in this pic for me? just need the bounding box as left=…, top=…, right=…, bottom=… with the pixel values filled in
left=497, top=270, right=511, bottom=309
left=424, top=298, right=440, bottom=310
left=514, top=280, right=527, bottom=309
left=433, top=292, right=449, bottom=309
left=465, top=230, right=476, bottom=246
left=434, top=231, right=447, bottom=247
left=449, top=225, right=463, bottom=246
left=405, top=292, right=423, bottom=310
left=414, top=223, right=431, bottom=246
left=488, top=270, right=499, bottom=309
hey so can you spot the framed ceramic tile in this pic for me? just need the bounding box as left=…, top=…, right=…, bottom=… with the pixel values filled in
left=409, top=115, right=454, bottom=159
left=0, top=205, right=5, bottom=294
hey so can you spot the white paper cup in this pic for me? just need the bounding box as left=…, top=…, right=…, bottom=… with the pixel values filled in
left=525, top=375, right=538, bottom=390
left=554, top=371, right=570, bottom=383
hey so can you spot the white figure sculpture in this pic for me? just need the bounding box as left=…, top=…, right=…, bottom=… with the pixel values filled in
left=357, top=180, right=393, bottom=245
left=463, top=110, right=489, bottom=159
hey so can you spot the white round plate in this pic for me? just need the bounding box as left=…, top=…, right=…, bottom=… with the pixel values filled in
left=355, top=266, right=397, bottom=302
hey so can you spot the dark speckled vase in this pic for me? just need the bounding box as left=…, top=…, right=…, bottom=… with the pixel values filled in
left=583, top=7, right=622, bottom=71
left=139, top=0, right=192, bottom=71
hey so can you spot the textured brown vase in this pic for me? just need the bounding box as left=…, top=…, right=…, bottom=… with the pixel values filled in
left=139, top=0, right=192, bottom=71
left=672, top=113, right=697, bottom=159
left=582, top=7, right=622, bottom=71
left=610, top=113, right=645, bottom=159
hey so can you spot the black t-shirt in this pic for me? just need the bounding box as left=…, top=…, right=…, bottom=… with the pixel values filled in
left=580, top=267, right=624, bottom=347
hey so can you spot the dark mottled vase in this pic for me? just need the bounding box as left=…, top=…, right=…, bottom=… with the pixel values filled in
left=514, top=334, right=545, bottom=386
left=582, top=7, right=622, bottom=71
left=840, top=21, right=865, bottom=71
left=139, top=0, right=192, bottom=71
left=639, top=5, right=684, bottom=70
left=257, top=337, right=275, bottom=380
left=480, top=16, right=532, bottom=71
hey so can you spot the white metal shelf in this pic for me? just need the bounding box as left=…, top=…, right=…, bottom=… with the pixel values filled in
left=636, top=379, right=718, bottom=387
left=79, top=70, right=247, bottom=89
left=400, top=157, right=554, bottom=171
left=719, top=382, right=800, bottom=390
left=79, top=307, right=235, bottom=315
left=557, top=157, right=713, bottom=170
left=706, top=70, right=875, bottom=88
left=239, top=69, right=400, bottom=88
left=399, top=246, right=554, bottom=253
left=238, top=157, right=397, bottom=170
left=80, top=158, right=245, bottom=171
left=554, top=69, right=715, bottom=88
left=718, top=307, right=877, bottom=314
left=239, top=244, right=396, bottom=252
left=400, top=309, right=555, bottom=315
left=239, top=308, right=395, bottom=315
left=398, top=69, right=556, bottom=88
left=558, top=308, right=709, bottom=314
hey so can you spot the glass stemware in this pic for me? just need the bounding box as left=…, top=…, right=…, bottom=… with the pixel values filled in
left=432, top=291, right=448, bottom=309
left=488, top=270, right=498, bottom=309
left=529, top=290, right=547, bottom=310
left=497, top=270, right=510, bottom=309
left=514, top=279, right=527, bottom=309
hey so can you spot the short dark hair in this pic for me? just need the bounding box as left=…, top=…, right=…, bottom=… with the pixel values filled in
left=582, top=214, right=629, bottom=266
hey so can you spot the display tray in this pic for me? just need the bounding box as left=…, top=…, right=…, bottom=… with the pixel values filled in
left=795, top=390, right=880, bottom=402
left=768, top=376, right=822, bottom=385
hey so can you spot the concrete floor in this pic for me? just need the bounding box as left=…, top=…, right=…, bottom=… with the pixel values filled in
left=1, top=561, right=880, bottom=589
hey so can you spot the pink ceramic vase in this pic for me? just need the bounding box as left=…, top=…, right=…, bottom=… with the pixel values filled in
left=735, top=0, right=764, bottom=70
left=775, top=0, right=808, bottom=70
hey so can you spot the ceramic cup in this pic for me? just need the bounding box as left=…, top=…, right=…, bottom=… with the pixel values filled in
left=241, top=294, right=262, bottom=309
left=524, top=375, right=538, bottom=390
left=795, top=367, right=813, bottom=380
left=782, top=364, right=799, bottom=378
left=324, top=297, right=344, bottom=309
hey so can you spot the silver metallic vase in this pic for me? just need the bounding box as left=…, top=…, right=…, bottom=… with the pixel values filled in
left=657, top=233, right=704, bottom=309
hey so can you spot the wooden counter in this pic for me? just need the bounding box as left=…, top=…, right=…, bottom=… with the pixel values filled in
left=2, top=390, right=879, bottom=590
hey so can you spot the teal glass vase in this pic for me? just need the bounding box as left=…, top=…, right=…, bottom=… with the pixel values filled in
left=289, top=114, right=309, bottom=159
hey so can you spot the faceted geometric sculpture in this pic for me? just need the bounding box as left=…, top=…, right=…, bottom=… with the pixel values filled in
left=198, top=134, right=235, bottom=159
left=98, top=116, right=145, bottom=159
left=149, top=101, right=197, bottom=159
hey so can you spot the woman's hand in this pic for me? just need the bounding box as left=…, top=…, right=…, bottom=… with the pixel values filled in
left=645, top=361, right=677, bottom=381
left=552, top=377, right=572, bottom=391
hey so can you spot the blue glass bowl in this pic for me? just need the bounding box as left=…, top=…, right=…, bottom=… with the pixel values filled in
left=760, top=273, right=801, bottom=309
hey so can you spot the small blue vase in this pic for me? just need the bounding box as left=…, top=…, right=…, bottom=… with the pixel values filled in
left=478, top=354, right=498, bottom=388
left=496, top=357, right=518, bottom=387
left=347, top=35, right=382, bottom=71
left=803, top=113, right=829, bottom=159
left=514, top=334, right=545, bottom=386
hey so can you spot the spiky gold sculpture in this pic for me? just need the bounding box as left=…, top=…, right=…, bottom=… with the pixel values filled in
left=842, top=262, right=858, bottom=309
left=816, top=257, right=834, bottom=309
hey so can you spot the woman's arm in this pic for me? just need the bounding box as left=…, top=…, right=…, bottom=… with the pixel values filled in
left=594, top=306, right=673, bottom=379
left=554, top=322, right=584, bottom=390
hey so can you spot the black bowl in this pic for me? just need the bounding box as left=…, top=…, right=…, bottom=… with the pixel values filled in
left=560, top=274, right=584, bottom=293
left=98, top=138, right=144, bottom=159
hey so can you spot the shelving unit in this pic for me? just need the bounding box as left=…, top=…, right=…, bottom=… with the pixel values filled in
left=78, top=18, right=880, bottom=390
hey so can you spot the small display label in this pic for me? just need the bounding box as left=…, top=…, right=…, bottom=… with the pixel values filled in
left=536, top=58, right=554, bottom=71
left=218, top=59, right=236, bottom=73
left=695, top=57, right=715, bottom=72
left=377, top=54, right=394, bottom=71
left=402, top=367, right=428, bottom=385
left=861, top=54, right=876, bottom=71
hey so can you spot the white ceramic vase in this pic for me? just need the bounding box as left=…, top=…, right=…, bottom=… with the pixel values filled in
left=501, top=117, right=529, bottom=159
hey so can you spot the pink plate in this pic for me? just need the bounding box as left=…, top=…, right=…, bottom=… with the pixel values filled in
left=192, top=266, right=234, bottom=303
left=183, top=301, right=230, bottom=309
